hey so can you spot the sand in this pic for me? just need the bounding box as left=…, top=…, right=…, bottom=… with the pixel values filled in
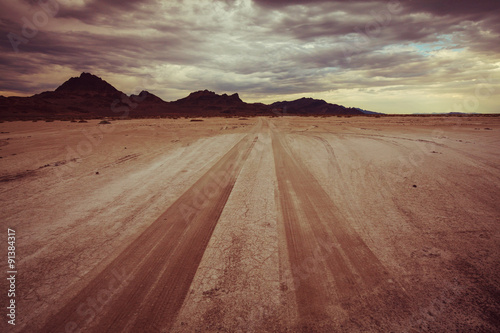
left=0, top=116, right=499, bottom=332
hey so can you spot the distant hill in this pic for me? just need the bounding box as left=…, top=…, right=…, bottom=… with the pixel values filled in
left=174, top=90, right=243, bottom=106
left=355, top=108, right=384, bottom=115
left=130, top=90, right=166, bottom=104
left=0, top=73, right=175, bottom=119
left=172, top=90, right=269, bottom=115
left=271, top=97, right=363, bottom=116
left=412, top=112, right=479, bottom=115
left=0, top=73, right=371, bottom=119
left=55, top=72, right=121, bottom=96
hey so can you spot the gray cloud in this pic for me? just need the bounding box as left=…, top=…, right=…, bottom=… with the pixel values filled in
left=0, top=0, right=499, bottom=112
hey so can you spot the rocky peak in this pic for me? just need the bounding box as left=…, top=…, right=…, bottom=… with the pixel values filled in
left=55, top=72, right=120, bottom=95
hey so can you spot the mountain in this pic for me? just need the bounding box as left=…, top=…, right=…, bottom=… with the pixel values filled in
left=0, top=73, right=370, bottom=119
left=174, top=90, right=243, bottom=106
left=412, top=112, right=479, bottom=115
left=130, top=90, right=165, bottom=104
left=355, top=108, right=384, bottom=115
left=271, top=97, right=363, bottom=116
left=54, top=72, right=121, bottom=96
left=0, top=73, right=160, bottom=119
left=172, top=90, right=269, bottom=116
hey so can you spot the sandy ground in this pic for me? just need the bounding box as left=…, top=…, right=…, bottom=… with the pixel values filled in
left=0, top=116, right=499, bottom=332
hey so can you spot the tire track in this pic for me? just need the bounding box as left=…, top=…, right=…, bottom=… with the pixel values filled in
left=33, top=132, right=258, bottom=333
left=271, top=124, right=410, bottom=330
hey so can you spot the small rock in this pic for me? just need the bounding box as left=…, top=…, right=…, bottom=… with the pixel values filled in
left=413, top=185, right=417, bottom=188
left=96, top=171, right=100, bottom=175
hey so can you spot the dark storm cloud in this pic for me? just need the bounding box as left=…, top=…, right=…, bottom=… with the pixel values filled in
left=404, top=0, right=500, bottom=17
left=0, top=0, right=499, bottom=112
left=45, top=0, right=157, bottom=24
left=252, top=0, right=500, bottom=46
left=252, top=0, right=500, bottom=15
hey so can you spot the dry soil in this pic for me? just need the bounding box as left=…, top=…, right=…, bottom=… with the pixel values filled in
left=0, top=116, right=499, bottom=332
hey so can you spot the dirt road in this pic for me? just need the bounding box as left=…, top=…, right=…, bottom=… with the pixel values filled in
left=1, top=116, right=499, bottom=332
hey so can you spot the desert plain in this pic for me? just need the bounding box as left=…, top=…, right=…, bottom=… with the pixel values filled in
left=0, top=116, right=499, bottom=332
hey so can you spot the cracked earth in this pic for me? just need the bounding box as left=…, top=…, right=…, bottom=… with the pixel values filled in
left=0, top=116, right=499, bottom=332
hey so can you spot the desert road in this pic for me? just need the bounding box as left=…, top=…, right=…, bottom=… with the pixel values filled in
left=1, top=116, right=499, bottom=332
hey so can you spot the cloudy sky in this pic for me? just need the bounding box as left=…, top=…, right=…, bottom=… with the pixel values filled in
left=1, top=0, right=499, bottom=113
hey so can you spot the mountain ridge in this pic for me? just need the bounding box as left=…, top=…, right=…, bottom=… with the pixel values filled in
left=271, top=97, right=364, bottom=116
left=0, top=73, right=372, bottom=119
left=55, top=72, right=122, bottom=96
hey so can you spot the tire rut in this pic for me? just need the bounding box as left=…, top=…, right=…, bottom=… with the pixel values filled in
left=271, top=126, right=411, bottom=330
left=33, top=133, right=258, bottom=333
